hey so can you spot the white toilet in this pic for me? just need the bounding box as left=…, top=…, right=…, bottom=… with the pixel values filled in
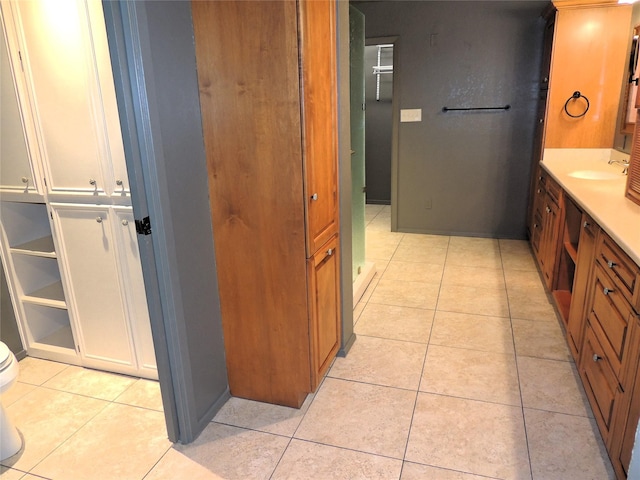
left=0, top=341, right=22, bottom=461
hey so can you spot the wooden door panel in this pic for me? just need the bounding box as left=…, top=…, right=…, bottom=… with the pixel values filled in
left=308, top=235, right=340, bottom=389
left=299, top=0, right=339, bottom=255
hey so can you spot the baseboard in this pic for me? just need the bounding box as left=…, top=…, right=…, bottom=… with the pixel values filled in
left=353, top=261, right=376, bottom=305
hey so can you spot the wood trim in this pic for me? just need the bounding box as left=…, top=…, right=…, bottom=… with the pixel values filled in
left=553, top=0, right=620, bottom=8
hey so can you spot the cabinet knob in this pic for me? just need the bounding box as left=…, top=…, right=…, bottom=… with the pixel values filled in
left=121, top=219, right=129, bottom=226
left=537, top=188, right=542, bottom=194
left=593, top=354, right=602, bottom=362
left=326, top=248, right=334, bottom=256
left=311, top=193, right=318, bottom=201
left=603, top=287, right=614, bottom=296
left=533, top=223, right=539, bottom=229
left=21, top=176, right=29, bottom=184
left=96, top=216, right=102, bottom=223
left=583, top=221, right=590, bottom=228
left=116, top=179, right=123, bottom=186
left=89, top=179, right=97, bottom=186
left=607, top=260, right=617, bottom=269
left=545, top=206, right=551, bottom=213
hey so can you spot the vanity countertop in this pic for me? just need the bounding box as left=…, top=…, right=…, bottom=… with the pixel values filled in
left=541, top=148, right=640, bottom=266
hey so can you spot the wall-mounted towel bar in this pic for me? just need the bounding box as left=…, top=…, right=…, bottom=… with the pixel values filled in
left=442, top=105, right=511, bottom=112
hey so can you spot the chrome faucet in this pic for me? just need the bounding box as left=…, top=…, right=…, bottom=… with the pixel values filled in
left=608, top=158, right=630, bottom=175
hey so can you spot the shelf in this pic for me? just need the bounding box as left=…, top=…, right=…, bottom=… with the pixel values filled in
left=553, top=289, right=572, bottom=325
left=33, top=325, right=75, bottom=350
left=22, top=281, right=67, bottom=309
left=564, top=241, right=578, bottom=264
left=11, top=235, right=56, bottom=258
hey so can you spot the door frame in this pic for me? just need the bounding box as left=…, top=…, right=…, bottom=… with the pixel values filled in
left=364, top=36, right=399, bottom=231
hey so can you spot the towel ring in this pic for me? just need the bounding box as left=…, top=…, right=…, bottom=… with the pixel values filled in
left=563, top=91, right=590, bottom=118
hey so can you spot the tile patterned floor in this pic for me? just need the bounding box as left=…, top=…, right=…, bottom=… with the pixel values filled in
left=0, top=204, right=616, bottom=479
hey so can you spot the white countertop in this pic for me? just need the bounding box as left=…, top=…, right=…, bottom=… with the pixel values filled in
left=541, top=148, right=640, bottom=266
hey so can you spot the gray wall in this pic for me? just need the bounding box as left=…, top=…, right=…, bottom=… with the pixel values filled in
left=1, top=258, right=24, bottom=357
left=354, top=1, right=546, bottom=238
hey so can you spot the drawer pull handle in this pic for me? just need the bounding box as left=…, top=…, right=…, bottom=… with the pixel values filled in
left=603, top=287, right=614, bottom=296
left=607, top=260, right=617, bottom=269
left=593, top=354, right=602, bottom=362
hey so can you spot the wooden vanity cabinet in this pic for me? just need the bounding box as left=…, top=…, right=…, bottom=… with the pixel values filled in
left=578, top=230, right=640, bottom=476
left=191, top=0, right=340, bottom=407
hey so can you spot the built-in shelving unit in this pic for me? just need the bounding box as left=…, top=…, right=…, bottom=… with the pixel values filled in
left=553, top=195, right=582, bottom=324
left=0, top=201, right=77, bottom=363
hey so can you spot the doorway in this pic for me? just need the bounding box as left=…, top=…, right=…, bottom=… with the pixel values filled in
left=364, top=42, right=394, bottom=206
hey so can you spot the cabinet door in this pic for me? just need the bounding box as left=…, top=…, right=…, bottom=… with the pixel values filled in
left=0, top=15, right=40, bottom=195
left=308, top=235, right=341, bottom=389
left=51, top=204, right=135, bottom=370
left=12, top=0, right=128, bottom=198
left=113, top=207, right=157, bottom=377
left=299, top=0, right=339, bottom=255
left=540, top=196, right=561, bottom=289
left=566, top=214, right=598, bottom=362
left=580, top=325, right=619, bottom=438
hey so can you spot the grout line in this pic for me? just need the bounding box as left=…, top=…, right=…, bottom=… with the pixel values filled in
left=498, top=240, right=535, bottom=480
left=399, top=235, right=448, bottom=470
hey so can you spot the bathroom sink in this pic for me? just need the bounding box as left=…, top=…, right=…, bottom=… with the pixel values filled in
left=567, top=170, right=622, bottom=180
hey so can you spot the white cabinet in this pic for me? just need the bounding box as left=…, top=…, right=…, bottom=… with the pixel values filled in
left=5, top=0, right=129, bottom=199
left=51, top=204, right=156, bottom=379
left=0, top=0, right=155, bottom=379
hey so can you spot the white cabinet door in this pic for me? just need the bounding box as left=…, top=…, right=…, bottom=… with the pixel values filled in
left=51, top=203, right=136, bottom=370
left=0, top=13, right=40, bottom=195
left=113, top=207, right=157, bottom=377
left=11, top=0, right=128, bottom=198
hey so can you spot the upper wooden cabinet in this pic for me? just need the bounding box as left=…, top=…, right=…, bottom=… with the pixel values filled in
left=544, top=3, right=632, bottom=148
left=191, top=0, right=340, bottom=408
left=3, top=0, right=129, bottom=199
left=299, top=0, right=339, bottom=256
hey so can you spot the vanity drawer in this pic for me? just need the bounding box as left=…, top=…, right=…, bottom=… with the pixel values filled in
left=596, top=232, right=640, bottom=312
left=542, top=171, right=562, bottom=205
left=581, top=324, right=620, bottom=434
left=589, top=264, right=634, bottom=385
